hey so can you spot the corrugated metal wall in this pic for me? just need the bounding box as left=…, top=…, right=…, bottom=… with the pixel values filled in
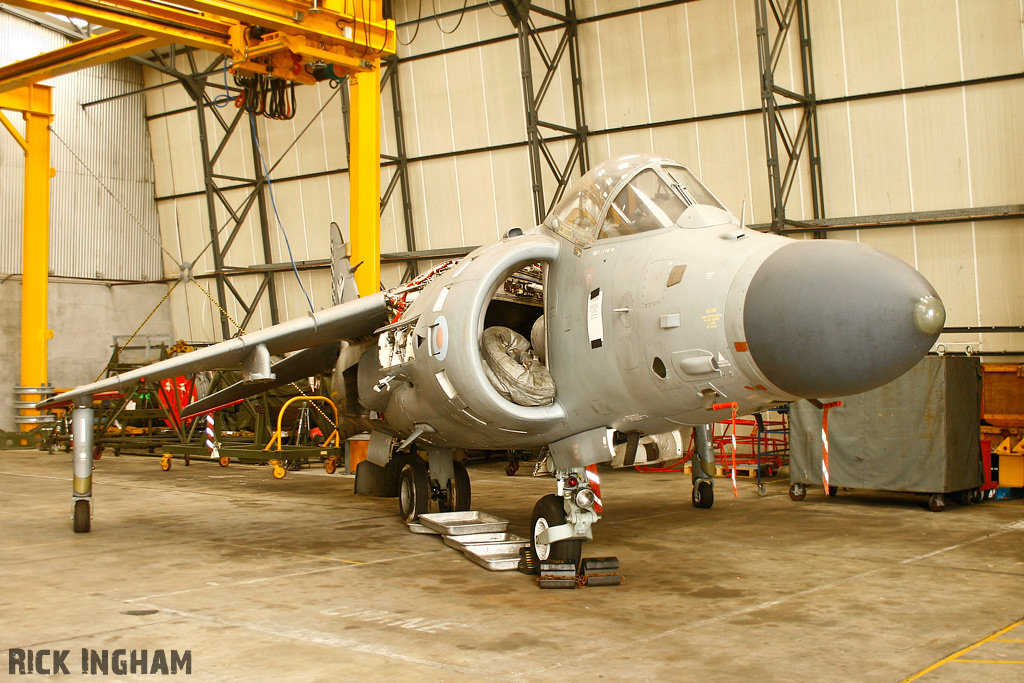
left=0, top=14, right=163, bottom=282
left=145, top=0, right=1023, bottom=351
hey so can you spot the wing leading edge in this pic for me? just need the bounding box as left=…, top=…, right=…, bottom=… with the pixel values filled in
left=38, top=292, right=389, bottom=408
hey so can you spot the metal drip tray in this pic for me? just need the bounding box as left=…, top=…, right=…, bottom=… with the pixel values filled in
left=443, top=532, right=526, bottom=552
left=463, top=548, right=526, bottom=572
left=418, top=511, right=508, bottom=536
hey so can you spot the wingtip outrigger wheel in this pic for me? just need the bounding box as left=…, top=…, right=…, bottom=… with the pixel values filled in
left=690, top=424, right=715, bottom=509
left=73, top=498, right=90, bottom=534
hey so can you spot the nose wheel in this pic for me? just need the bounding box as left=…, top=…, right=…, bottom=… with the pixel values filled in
left=530, top=494, right=582, bottom=566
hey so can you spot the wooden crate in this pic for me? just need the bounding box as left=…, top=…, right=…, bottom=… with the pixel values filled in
left=981, top=364, right=1024, bottom=427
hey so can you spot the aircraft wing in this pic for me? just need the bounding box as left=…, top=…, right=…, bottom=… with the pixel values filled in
left=178, top=341, right=341, bottom=419
left=38, top=292, right=389, bottom=408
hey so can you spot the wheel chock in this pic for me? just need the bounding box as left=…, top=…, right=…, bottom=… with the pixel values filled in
left=518, top=547, right=539, bottom=575
left=578, top=557, right=624, bottom=587
left=537, top=562, right=577, bottom=589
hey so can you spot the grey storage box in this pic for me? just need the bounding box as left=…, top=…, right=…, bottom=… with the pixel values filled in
left=789, top=355, right=982, bottom=497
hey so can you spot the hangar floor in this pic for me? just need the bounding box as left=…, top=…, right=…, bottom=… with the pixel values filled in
left=2, top=449, right=1022, bottom=682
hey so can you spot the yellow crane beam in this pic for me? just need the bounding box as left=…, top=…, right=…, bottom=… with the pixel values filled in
left=2, top=0, right=234, bottom=51
left=0, top=0, right=395, bottom=83
left=0, top=31, right=169, bottom=94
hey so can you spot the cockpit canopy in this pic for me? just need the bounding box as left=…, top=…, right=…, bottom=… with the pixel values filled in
left=544, top=154, right=732, bottom=243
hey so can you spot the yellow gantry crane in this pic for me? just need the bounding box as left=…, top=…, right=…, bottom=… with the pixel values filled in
left=0, top=1, right=395, bottom=430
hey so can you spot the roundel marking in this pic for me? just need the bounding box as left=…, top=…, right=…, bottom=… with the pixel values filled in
left=432, top=316, right=449, bottom=361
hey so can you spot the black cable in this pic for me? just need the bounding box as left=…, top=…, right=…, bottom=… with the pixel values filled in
left=398, top=0, right=424, bottom=45
left=432, top=0, right=469, bottom=34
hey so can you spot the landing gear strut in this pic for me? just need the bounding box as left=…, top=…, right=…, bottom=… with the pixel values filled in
left=71, top=400, right=95, bottom=533
left=691, top=424, right=715, bottom=509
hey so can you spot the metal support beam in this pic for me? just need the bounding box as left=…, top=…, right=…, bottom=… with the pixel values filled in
left=349, top=68, right=381, bottom=295
left=510, top=0, right=589, bottom=225
left=381, top=56, right=418, bottom=281
left=756, top=0, right=823, bottom=233
left=0, top=84, right=54, bottom=430
left=186, top=77, right=234, bottom=339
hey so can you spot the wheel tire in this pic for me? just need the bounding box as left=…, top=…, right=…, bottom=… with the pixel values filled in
left=928, top=493, right=946, bottom=512
left=93, top=446, right=103, bottom=461
left=399, top=461, right=429, bottom=523
left=530, top=494, right=582, bottom=566
left=272, top=465, right=286, bottom=479
left=692, top=479, right=714, bottom=508
left=505, top=460, right=519, bottom=477
left=160, top=456, right=171, bottom=471
left=447, top=461, right=471, bottom=512
left=324, top=457, right=337, bottom=474
left=219, top=456, right=230, bottom=467
left=73, top=499, right=90, bottom=534
left=789, top=483, right=807, bottom=501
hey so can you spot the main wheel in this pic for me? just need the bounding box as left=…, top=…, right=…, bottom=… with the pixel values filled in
left=73, top=499, right=90, bottom=534
left=530, top=494, right=582, bottom=566
left=692, top=479, right=714, bottom=508
left=789, top=483, right=807, bottom=501
left=399, top=461, right=430, bottom=523
left=446, top=460, right=471, bottom=512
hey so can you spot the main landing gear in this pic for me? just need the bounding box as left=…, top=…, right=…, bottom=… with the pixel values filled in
left=397, top=447, right=471, bottom=522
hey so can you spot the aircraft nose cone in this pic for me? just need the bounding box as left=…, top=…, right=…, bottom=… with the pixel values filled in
left=742, top=240, right=944, bottom=398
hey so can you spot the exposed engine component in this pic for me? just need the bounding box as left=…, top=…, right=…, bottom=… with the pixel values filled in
left=481, top=326, right=555, bottom=407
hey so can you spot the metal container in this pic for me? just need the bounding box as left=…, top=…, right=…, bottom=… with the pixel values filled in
left=443, top=532, right=526, bottom=552
left=463, top=548, right=526, bottom=571
left=417, top=511, right=509, bottom=536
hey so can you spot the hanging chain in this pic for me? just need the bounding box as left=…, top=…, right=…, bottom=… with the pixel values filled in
left=93, top=281, right=179, bottom=383
left=288, top=381, right=338, bottom=430
left=190, top=279, right=245, bottom=335
left=48, top=125, right=180, bottom=268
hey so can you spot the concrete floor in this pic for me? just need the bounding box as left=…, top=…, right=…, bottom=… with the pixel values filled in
left=2, top=449, right=1022, bottom=682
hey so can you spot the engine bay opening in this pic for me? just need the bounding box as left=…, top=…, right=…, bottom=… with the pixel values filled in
left=481, top=263, right=555, bottom=407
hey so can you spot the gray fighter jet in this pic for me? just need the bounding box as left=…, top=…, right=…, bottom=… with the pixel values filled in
left=40, top=154, right=946, bottom=566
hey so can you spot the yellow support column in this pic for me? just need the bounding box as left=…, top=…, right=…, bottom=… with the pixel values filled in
left=348, top=67, right=381, bottom=297
left=0, top=85, right=54, bottom=430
